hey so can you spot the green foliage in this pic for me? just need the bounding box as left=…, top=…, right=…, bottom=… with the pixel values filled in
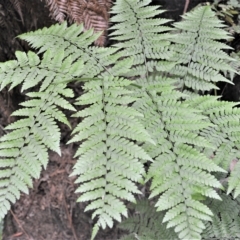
left=110, top=2, right=238, bottom=239
left=120, top=196, right=240, bottom=240
left=0, top=1, right=240, bottom=239
left=18, top=22, right=130, bottom=78
left=0, top=48, right=82, bottom=219
left=68, top=76, right=153, bottom=237
left=119, top=199, right=179, bottom=240
left=202, top=193, right=240, bottom=239
left=171, top=7, right=235, bottom=91
left=110, top=0, right=175, bottom=77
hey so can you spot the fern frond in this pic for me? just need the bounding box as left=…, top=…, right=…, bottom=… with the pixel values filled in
left=110, top=0, right=175, bottom=77
left=109, top=2, right=229, bottom=239
left=0, top=49, right=83, bottom=92
left=120, top=196, right=240, bottom=240
left=185, top=96, right=239, bottom=163
left=44, top=0, right=68, bottom=22
left=0, top=49, right=83, bottom=220
left=68, top=0, right=85, bottom=23
left=18, top=22, right=129, bottom=78
left=0, top=1, right=239, bottom=239
left=81, top=0, right=111, bottom=46
left=171, top=5, right=236, bottom=92
left=119, top=199, right=178, bottom=240
left=132, top=77, right=224, bottom=239
left=68, top=76, right=153, bottom=239
left=184, top=95, right=240, bottom=198
left=203, top=194, right=240, bottom=239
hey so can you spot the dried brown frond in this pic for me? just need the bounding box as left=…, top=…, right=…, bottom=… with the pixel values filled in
left=82, top=1, right=110, bottom=46
left=68, top=0, right=86, bottom=23
left=44, top=0, right=112, bottom=46
left=45, top=0, right=69, bottom=22
left=97, top=0, right=112, bottom=10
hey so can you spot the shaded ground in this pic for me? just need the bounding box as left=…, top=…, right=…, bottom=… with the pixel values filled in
left=1, top=0, right=240, bottom=239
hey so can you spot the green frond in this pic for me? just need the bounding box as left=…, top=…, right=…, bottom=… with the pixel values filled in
left=171, top=5, right=236, bottom=92
left=203, top=194, right=240, bottom=239
left=119, top=199, right=179, bottom=240
left=185, top=95, right=240, bottom=175
left=18, top=22, right=130, bottom=78
left=0, top=49, right=84, bottom=92
left=130, top=75, right=224, bottom=239
left=0, top=47, right=83, bottom=221
left=69, top=76, right=153, bottom=238
left=110, top=0, right=174, bottom=77
left=0, top=85, right=62, bottom=219
left=184, top=95, right=240, bottom=198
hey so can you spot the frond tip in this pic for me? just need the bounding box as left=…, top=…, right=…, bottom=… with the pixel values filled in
left=110, top=0, right=174, bottom=78
left=171, top=5, right=236, bottom=91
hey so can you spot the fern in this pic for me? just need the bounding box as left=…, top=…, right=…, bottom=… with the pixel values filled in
left=185, top=96, right=240, bottom=164
left=0, top=1, right=240, bottom=240
left=110, top=0, right=175, bottom=77
left=0, top=48, right=84, bottom=219
left=202, top=194, right=240, bottom=239
left=18, top=22, right=132, bottom=78
left=144, top=95, right=223, bottom=240
left=109, top=2, right=240, bottom=239
left=68, top=76, right=153, bottom=239
left=109, top=2, right=234, bottom=239
left=168, top=8, right=240, bottom=238
left=17, top=19, right=154, bottom=239
left=171, top=6, right=235, bottom=92
left=120, top=196, right=240, bottom=240
left=119, top=199, right=179, bottom=240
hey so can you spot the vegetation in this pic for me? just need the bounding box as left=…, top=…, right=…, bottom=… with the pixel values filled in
left=0, top=0, right=240, bottom=239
